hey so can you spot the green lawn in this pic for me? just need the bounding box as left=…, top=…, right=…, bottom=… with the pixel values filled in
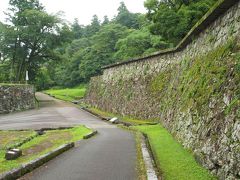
left=0, top=130, right=36, bottom=150
left=89, top=107, right=156, bottom=125
left=0, top=126, right=92, bottom=174
left=134, top=125, right=216, bottom=180
left=44, top=85, right=86, bottom=102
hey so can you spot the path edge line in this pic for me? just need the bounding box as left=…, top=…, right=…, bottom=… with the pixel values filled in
left=139, top=133, right=159, bottom=180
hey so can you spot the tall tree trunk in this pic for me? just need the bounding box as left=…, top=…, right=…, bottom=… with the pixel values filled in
left=16, top=57, right=25, bottom=82
left=11, top=39, right=18, bottom=81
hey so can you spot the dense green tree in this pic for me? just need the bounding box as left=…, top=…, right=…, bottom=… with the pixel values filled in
left=35, top=66, right=54, bottom=90
left=79, top=24, right=130, bottom=81
left=0, top=0, right=218, bottom=89
left=144, top=0, right=217, bottom=44
left=91, top=24, right=130, bottom=64
left=115, top=2, right=141, bottom=29
left=67, top=38, right=90, bottom=58
left=72, top=18, right=84, bottom=39
left=0, top=0, right=65, bottom=82
left=114, top=28, right=168, bottom=60
left=102, top=16, right=110, bottom=25
left=84, top=15, right=101, bottom=37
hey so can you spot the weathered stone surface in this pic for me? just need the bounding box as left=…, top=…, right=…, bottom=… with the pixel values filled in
left=109, top=117, right=119, bottom=124
left=85, top=1, right=240, bottom=179
left=72, top=100, right=79, bottom=104
left=36, top=130, right=45, bottom=136
left=5, top=149, right=22, bottom=160
left=0, top=85, right=35, bottom=114
left=11, top=149, right=22, bottom=155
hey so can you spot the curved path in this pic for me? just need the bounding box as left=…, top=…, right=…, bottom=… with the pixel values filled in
left=0, top=93, right=137, bottom=180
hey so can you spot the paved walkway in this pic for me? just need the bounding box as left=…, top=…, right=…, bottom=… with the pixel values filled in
left=0, top=93, right=137, bottom=180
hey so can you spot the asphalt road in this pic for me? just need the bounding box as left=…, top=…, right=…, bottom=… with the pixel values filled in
left=0, top=93, right=137, bottom=180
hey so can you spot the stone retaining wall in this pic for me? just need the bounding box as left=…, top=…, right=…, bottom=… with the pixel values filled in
left=86, top=0, right=240, bottom=179
left=0, top=84, right=35, bottom=114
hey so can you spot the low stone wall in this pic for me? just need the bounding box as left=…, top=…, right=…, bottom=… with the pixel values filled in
left=86, top=1, right=240, bottom=179
left=0, top=84, right=35, bottom=114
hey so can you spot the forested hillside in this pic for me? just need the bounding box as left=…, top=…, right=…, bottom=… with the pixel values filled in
left=0, top=0, right=217, bottom=89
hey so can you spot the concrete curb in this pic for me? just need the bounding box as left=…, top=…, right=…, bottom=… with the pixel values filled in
left=117, top=126, right=160, bottom=180
left=142, top=133, right=162, bottom=180
left=83, top=130, right=98, bottom=139
left=0, top=126, right=97, bottom=180
left=3, top=127, right=76, bottom=150
left=7, top=126, right=75, bottom=132
left=81, top=107, right=160, bottom=179
left=140, top=133, right=159, bottom=180
left=0, top=143, right=74, bottom=180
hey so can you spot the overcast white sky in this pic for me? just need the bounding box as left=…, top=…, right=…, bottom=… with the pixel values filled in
left=0, top=0, right=147, bottom=25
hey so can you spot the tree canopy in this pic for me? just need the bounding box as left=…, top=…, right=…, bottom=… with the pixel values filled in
left=0, top=0, right=69, bottom=82
left=144, top=0, right=217, bottom=44
left=0, top=0, right=218, bottom=89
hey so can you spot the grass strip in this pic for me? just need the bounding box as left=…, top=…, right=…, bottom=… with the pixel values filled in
left=0, top=130, right=36, bottom=150
left=44, top=85, right=86, bottom=102
left=89, top=107, right=155, bottom=125
left=135, top=132, right=147, bottom=180
left=0, top=126, right=92, bottom=174
left=134, top=125, right=216, bottom=180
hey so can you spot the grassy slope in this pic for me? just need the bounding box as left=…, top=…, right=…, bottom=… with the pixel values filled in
left=90, top=107, right=155, bottom=125
left=0, top=126, right=91, bottom=174
left=44, top=85, right=86, bottom=102
left=134, top=125, right=216, bottom=180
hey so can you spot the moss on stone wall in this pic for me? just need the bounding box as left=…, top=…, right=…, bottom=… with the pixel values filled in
left=86, top=2, right=240, bottom=178
left=0, top=85, right=35, bottom=114
left=149, top=38, right=240, bottom=115
left=150, top=70, right=172, bottom=95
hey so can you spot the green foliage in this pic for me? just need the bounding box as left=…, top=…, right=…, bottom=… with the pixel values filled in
left=149, top=39, right=240, bottom=114
left=84, top=15, right=101, bottom=37
left=145, top=0, right=217, bottom=44
left=35, top=67, right=54, bottom=90
left=102, top=16, right=110, bottom=25
left=0, top=0, right=70, bottom=83
left=180, top=42, right=231, bottom=108
left=114, top=28, right=168, bottom=60
left=45, top=85, right=86, bottom=102
left=150, top=70, right=171, bottom=94
left=48, top=0, right=216, bottom=88
left=115, top=2, right=141, bottom=29
left=72, top=18, right=84, bottom=39
left=55, top=23, right=130, bottom=85
left=134, top=125, right=216, bottom=180
left=0, top=63, right=10, bottom=82
left=0, top=0, right=217, bottom=89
